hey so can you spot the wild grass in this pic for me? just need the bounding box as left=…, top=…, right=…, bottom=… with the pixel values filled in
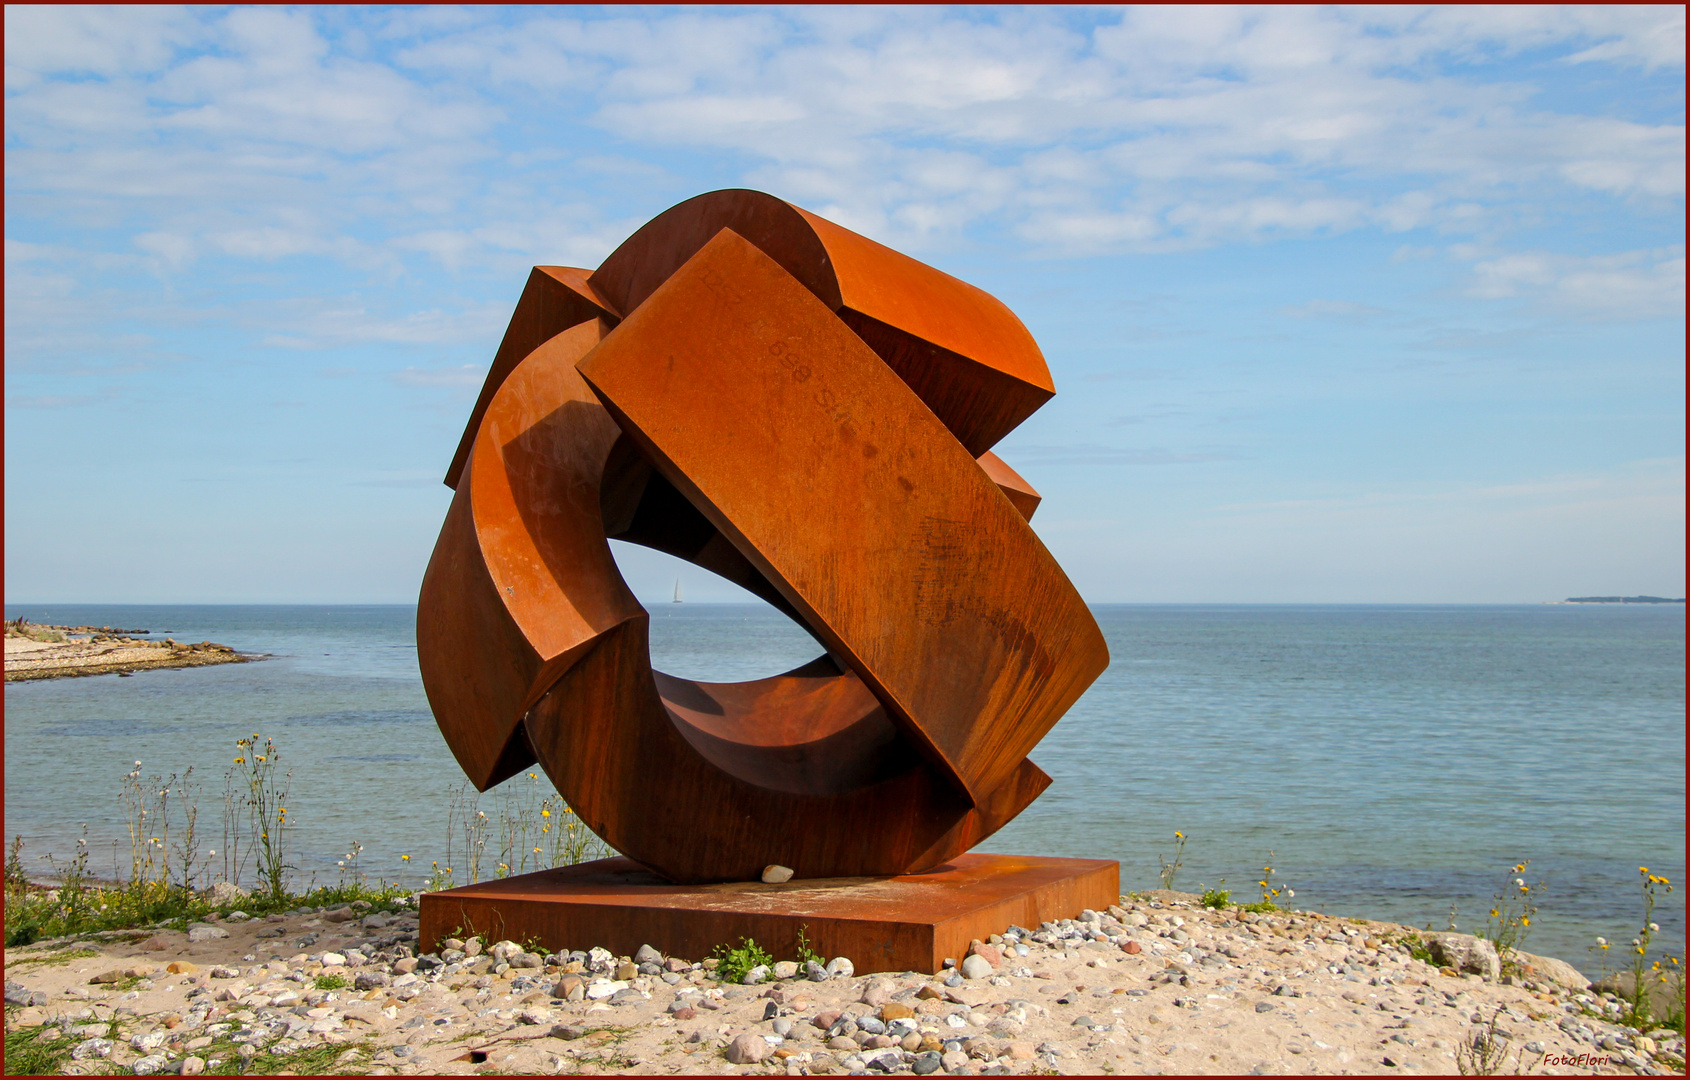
left=5, top=616, right=65, bottom=644
left=2, top=1024, right=83, bottom=1076
left=3, top=733, right=613, bottom=944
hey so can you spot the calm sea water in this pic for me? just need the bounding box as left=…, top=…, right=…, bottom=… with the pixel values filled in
left=4, top=602, right=1682, bottom=971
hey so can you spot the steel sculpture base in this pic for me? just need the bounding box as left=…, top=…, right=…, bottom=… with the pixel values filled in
left=417, top=853, right=1118, bottom=976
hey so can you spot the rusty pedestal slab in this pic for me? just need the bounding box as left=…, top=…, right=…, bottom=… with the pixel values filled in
left=418, top=852, right=1118, bottom=976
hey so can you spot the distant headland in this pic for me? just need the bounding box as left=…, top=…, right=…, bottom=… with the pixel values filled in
left=3, top=618, right=259, bottom=681
left=1559, top=595, right=1685, bottom=604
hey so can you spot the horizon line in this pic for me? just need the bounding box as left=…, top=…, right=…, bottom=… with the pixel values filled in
left=5, top=599, right=1684, bottom=608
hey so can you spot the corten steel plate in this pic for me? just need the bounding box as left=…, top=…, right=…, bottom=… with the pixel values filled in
left=418, top=853, right=1119, bottom=976
left=578, top=230, right=1105, bottom=807
left=417, top=187, right=1109, bottom=885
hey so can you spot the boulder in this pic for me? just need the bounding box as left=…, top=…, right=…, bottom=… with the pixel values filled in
left=203, top=881, right=248, bottom=906
left=1428, top=934, right=1500, bottom=980
left=1512, top=951, right=1591, bottom=993
left=1591, top=971, right=1682, bottom=1020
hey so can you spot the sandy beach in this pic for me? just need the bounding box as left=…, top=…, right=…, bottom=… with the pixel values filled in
left=3, top=887, right=1681, bottom=1076
left=3, top=624, right=256, bottom=682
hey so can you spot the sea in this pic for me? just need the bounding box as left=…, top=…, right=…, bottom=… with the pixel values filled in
left=4, top=601, right=1683, bottom=973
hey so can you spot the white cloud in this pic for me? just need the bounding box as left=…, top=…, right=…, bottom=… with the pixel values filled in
left=5, top=5, right=1680, bottom=276
left=4, top=5, right=202, bottom=82
left=1279, top=299, right=1392, bottom=320
left=1466, top=246, right=1685, bottom=316
left=256, top=300, right=508, bottom=350
left=1010, top=443, right=1237, bottom=467
left=387, top=364, right=483, bottom=390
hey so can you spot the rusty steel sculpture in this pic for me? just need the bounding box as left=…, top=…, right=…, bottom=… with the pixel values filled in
left=418, top=190, right=1109, bottom=886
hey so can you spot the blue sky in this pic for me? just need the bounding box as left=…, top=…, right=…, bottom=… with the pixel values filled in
left=5, top=5, right=1684, bottom=605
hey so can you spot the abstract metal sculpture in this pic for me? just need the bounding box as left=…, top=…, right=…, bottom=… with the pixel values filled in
left=418, top=190, right=1108, bottom=885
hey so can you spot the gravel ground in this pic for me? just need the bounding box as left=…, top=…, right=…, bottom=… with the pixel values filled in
left=4, top=889, right=1684, bottom=1075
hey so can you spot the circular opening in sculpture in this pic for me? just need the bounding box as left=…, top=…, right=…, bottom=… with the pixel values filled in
left=610, top=542, right=830, bottom=684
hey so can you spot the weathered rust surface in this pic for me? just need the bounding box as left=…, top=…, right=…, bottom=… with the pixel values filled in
left=418, top=853, right=1119, bottom=975
left=443, top=267, right=620, bottom=490
left=592, top=189, right=1053, bottom=456
left=577, top=230, right=1106, bottom=807
left=416, top=188, right=1108, bottom=884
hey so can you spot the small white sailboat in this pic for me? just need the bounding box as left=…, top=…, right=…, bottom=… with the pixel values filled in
left=672, top=578, right=683, bottom=603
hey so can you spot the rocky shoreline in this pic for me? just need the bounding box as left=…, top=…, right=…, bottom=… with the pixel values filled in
left=3, top=888, right=1682, bottom=1076
left=3, top=623, right=257, bottom=682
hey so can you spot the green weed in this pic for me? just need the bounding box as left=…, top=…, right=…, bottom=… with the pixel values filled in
left=1199, top=887, right=1231, bottom=910
left=1157, top=831, right=1187, bottom=891
left=1476, top=860, right=1544, bottom=975
left=1401, top=934, right=1436, bottom=965
left=1254, top=852, right=1289, bottom=908
left=795, top=924, right=823, bottom=967
left=711, top=936, right=773, bottom=983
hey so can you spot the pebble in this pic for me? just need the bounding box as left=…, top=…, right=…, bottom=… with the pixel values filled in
left=959, top=954, right=993, bottom=980
left=726, top=1032, right=772, bottom=1063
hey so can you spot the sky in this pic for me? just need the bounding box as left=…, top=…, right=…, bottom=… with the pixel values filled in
left=4, top=5, right=1684, bottom=605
